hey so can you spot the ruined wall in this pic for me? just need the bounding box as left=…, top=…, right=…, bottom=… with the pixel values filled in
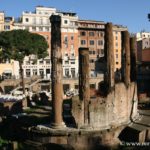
left=29, top=125, right=124, bottom=150
left=72, top=82, right=138, bottom=129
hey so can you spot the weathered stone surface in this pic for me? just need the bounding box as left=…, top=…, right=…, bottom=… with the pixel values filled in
left=50, top=15, right=65, bottom=128
left=79, top=48, right=90, bottom=125
left=28, top=126, right=123, bottom=150
left=130, top=37, right=137, bottom=81
left=122, top=31, right=130, bottom=87
left=72, top=83, right=138, bottom=129
left=71, top=96, right=84, bottom=128
left=104, top=23, right=115, bottom=92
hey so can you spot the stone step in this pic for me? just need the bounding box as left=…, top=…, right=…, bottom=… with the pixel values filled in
left=23, top=140, right=43, bottom=150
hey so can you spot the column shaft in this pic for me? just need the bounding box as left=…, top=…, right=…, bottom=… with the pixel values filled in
left=122, top=31, right=130, bottom=87
left=79, top=48, right=90, bottom=125
left=104, top=23, right=115, bottom=91
left=50, top=15, right=65, bottom=128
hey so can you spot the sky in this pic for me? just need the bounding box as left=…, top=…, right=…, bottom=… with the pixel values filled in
left=0, top=0, right=150, bottom=33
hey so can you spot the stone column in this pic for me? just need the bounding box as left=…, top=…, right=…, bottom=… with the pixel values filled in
left=50, top=15, right=65, bottom=128
left=130, top=37, right=137, bottom=82
left=122, top=31, right=130, bottom=87
left=79, top=48, right=90, bottom=125
left=104, top=23, right=115, bottom=92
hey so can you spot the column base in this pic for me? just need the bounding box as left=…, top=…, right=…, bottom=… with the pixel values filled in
left=50, top=122, right=66, bottom=129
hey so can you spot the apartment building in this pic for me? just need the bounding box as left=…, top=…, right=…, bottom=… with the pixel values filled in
left=0, top=12, right=14, bottom=32
left=78, top=20, right=127, bottom=73
left=0, top=6, right=128, bottom=87
left=135, top=32, right=150, bottom=99
left=13, top=6, right=79, bottom=79
left=77, top=20, right=105, bottom=76
left=136, top=32, right=150, bottom=62
left=0, top=11, right=4, bottom=31
left=0, top=12, right=19, bottom=78
left=113, top=25, right=127, bottom=70
left=0, top=60, right=19, bottom=79
left=136, top=32, right=150, bottom=41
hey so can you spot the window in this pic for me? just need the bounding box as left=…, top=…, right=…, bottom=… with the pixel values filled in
left=89, top=51, right=93, bottom=54
left=97, top=31, right=104, bottom=37
left=71, top=53, right=75, bottom=57
left=4, top=25, right=10, bottom=30
left=75, top=85, right=78, bottom=89
left=115, top=42, right=118, bottom=47
left=39, top=27, right=43, bottom=31
left=81, top=40, right=86, bottom=45
left=90, top=84, right=96, bottom=89
left=100, top=32, right=104, bottom=37
left=90, top=59, right=94, bottom=63
left=64, top=20, right=68, bottom=24
left=46, top=69, right=50, bottom=74
left=46, top=19, right=49, bottom=24
left=89, top=40, right=94, bottom=45
left=65, top=68, right=69, bottom=77
left=71, top=36, right=74, bottom=40
left=26, top=61, right=30, bottom=65
left=80, top=31, right=86, bottom=36
left=46, top=60, right=50, bottom=64
left=116, top=54, right=118, bottom=58
left=65, top=61, right=69, bottom=64
left=45, top=27, right=49, bottom=31
left=39, top=69, right=44, bottom=77
left=64, top=36, right=68, bottom=43
left=116, top=49, right=118, bottom=52
left=32, top=18, right=36, bottom=24
left=33, top=69, right=37, bottom=75
left=65, top=53, right=68, bottom=56
left=39, top=60, right=44, bottom=64
left=71, top=68, right=75, bottom=78
left=25, top=18, right=29, bottom=22
left=39, top=18, right=43, bottom=24
left=70, top=61, right=75, bottom=64
left=89, top=32, right=94, bottom=36
left=32, top=26, right=36, bottom=31
left=98, top=40, right=103, bottom=46
left=70, top=21, right=74, bottom=26
left=101, top=49, right=104, bottom=55
left=26, top=69, right=31, bottom=77
left=71, top=44, right=74, bottom=50
left=116, top=62, right=119, bottom=64
left=90, top=50, right=96, bottom=55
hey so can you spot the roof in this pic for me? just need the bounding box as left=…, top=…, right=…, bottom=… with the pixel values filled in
left=57, top=11, right=77, bottom=16
left=78, top=19, right=105, bottom=24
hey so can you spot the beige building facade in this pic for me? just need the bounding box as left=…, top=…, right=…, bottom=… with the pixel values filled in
left=0, top=60, right=19, bottom=78
left=13, top=6, right=79, bottom=79
left=0, top=11, right=4, bottom=31
left=0, top=6, right=128, bottom=89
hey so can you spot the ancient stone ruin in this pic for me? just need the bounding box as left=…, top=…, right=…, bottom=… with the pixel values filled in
left=72, top=22, right=138, bottom=129
left=50, top=15, right=66, bottom=128
left=28, top=15, right=139, bottom=149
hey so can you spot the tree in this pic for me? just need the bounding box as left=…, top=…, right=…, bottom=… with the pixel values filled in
left=0, top=29, right=48, bottom=94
